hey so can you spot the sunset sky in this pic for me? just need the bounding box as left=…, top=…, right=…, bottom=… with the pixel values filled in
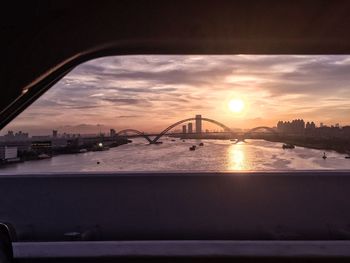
left=3, top=55, right=350, bottom=135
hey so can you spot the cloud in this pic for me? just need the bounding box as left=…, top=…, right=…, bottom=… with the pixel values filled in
left=3, top=55, right=350, bottom=135
left=102, top=98, right=145, bottom=105
left=117, top=115, right=141, bottom=118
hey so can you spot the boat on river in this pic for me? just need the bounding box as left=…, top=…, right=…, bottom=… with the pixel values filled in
left=189, top=145, right=196, bottom=151
left=282, top=143, right=295, bottom=149
left=38, top=153, right=51, bottom=159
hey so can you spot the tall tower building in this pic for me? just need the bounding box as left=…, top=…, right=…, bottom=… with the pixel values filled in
left=182, top=125, right=187, bottom=134
left=195, top=114, right=202, bottom=134
left=188, top=123, right=193, bottom=133
left=110, top=129, right=116, bottom=137
left=52, top=130, right=58, bottom=138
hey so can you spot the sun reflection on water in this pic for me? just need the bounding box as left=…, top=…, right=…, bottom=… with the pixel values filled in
left=228, top=143, right=246, bottom=170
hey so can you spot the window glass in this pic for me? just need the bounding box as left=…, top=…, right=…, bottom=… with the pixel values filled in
left=1, top=55, right=350, bottom=173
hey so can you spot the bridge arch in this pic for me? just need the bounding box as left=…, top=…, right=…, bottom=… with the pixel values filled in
left=151, top=117, right=233, bottom=144
left=117, top=129, right=152, bottom=143
left=243, top=126, right=277, bottom=137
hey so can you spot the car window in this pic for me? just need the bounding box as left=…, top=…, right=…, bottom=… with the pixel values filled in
left=1, top=55, right=350, bottom=173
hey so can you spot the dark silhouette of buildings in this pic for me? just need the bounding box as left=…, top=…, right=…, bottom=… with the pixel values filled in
left=110, top=129, right=116, bottom=137
left=195, top=114, right=202, bottom=134
left=188, top=123, right=193, bottom=133
left=277, top=119, right=305, bottom=134
left=277, top=119, right=350, bottom=139
left=305, top=121, right=316, bottom=130
left=2, top=130, right=29, bottom=140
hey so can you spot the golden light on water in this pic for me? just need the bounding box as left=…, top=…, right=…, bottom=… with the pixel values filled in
left=228, top=99, right=245, bottom=113
left=228, top=144, right=246, bottom=170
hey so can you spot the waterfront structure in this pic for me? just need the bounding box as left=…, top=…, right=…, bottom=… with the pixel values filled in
left=195, top=114, right=202, bottom=134
left=0, top=141, right=31, bottom=152
left=182, top=125, right=187, bottom=134
left=51, top=138, right=68, bottom=148
left=0, top=146, right=18, bottom=162
left=31, top=140, right=52, bottom=153
left=188, top=123, right=193, bottom=133
left=0, top=131, right=32, bottom=152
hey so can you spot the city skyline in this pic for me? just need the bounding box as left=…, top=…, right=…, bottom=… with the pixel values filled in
left=2, top=55, right=350, bottom=135
left=1, top=116, right=347, bottom=139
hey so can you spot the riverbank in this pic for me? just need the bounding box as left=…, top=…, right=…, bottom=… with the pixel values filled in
left=266, top=136, right=350, bottom=154
left=173, top=133, right=350, bottom=155
left=0, top=137, right=131, bottom=166
left=1, top=138, right=350, bottom=173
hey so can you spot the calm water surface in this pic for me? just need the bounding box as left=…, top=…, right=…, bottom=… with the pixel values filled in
left=1, top=139, right=350, bottom=174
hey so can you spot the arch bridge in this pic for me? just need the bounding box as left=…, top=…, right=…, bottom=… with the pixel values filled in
left=117, top=119, right=278, bottom=144
left=117, top=117, right=234, bottom=144
left=150, top=117, right=233, bottom=144
left=243, top=126, right=277, bottom=137
left=117, top=129, right=153, bottom=143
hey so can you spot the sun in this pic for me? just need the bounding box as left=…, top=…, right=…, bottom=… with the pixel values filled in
left=228, top=99, right=245, bottom=113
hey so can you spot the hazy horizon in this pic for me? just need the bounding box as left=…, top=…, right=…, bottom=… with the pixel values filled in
left=2, top=55, right=350, bottom=136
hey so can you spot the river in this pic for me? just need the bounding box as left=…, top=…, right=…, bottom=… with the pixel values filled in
left=1, top=138, right=350, bottom=174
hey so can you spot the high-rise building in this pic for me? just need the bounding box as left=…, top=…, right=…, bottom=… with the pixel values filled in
left=0, top=146, right=18, bottom=161
left=182, top=125, right=187, bottom=134
left=52, top=130, right=58, bottom=138
left=277, top=119, right=305, bottom=134
left=306, top=121, right=316, bottom=129
left=110, top=129, right=116, bottom=137
left=188, top=123, right=193, bottom=133
left=195, top=114, right=202, bottom=134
